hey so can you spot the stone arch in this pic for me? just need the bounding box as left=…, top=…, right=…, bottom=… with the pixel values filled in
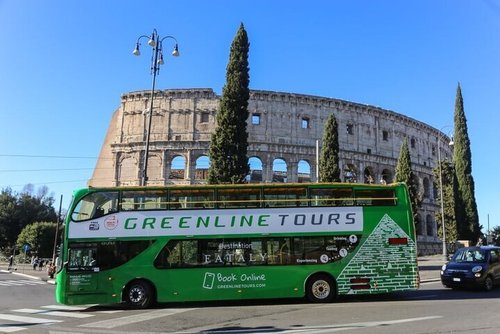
left=146, top=154, right=162, bottom=183
left=272, top=158, right=288, bottom=183
left=169, top=155, right=186, bottom=179
left=343, top=163, right=358, bottom=183
left=426, top=214, right=434, bottom=237
left=363, top=167, right=375, bottom=184
left=423, top=177, right=431, bottom=199
left=298, top=160, right=311, bottom=183
left=195, top=155, right=210, bottom=180
left=248, top=156, right=263, bottom=182
left=118, top=155, right=138, bottom=186
left=380, top=169, right=392, bottom=184
left=415, top=213, right=423, bottom=236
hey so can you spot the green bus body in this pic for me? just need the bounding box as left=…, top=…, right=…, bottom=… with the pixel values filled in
left=55, top=182, right=418, bottom=308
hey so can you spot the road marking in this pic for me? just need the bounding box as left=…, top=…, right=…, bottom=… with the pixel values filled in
left=0, top=313, right=63, bottom=324
left=0, top=325, right=27, bottom=333
left=13, top=308, right=94, bottom=318
left=41, top=304, right=123, bottom=313
left=41, top=304, right=97, bottom=311
left=79, top=308, right=196, bottom=329
left=173, top=316, right=443, bottom=334
left=0, top=279, right=45, bottom=287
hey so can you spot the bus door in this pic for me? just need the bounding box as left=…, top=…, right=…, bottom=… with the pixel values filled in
left=65, top=243, right=100, bottom=293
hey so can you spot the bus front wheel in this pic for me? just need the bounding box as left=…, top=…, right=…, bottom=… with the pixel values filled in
left=124, top=280, right=155, bottom=309
left=306, top=274, right=336, bottom=303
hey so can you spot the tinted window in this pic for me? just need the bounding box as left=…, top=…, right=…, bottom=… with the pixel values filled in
left=71, top=192, right=119, bottom=221
left=68, top=240, right=154, bottom=271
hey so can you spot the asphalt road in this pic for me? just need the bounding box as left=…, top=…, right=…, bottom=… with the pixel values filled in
left=1, top=267, right=500, bottom=334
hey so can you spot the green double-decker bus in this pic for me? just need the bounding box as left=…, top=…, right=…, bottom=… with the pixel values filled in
left=55, top=182, right=418, bottom=308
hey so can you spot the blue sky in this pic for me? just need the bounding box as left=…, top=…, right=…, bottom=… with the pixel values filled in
left=0, top=1, right=499, bottom=231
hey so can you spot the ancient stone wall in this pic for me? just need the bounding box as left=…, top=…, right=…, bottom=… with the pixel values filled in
left=89, top=88, right=453, bottom=255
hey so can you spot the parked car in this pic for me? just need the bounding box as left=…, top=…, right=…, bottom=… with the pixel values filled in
left=441, top=246, right=500, bottom=291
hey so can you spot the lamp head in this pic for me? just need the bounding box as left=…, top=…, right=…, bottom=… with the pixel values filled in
left=148, top=35, right=156, bottom=47
left=132, top=43, right=141, bottom=56
left=172, top=44, right=180, bottom=57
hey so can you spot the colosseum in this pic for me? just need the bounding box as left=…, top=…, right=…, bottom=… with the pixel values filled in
left=89, top=88, right=453, bottom=255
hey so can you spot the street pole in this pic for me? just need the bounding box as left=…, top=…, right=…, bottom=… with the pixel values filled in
left=437, top=138, right=446, bottom=260
left=52, top=194, right=63, bottom=264
left=437, top=128, right=454, bottom=260
left=133, top=29, right=179, bottom=186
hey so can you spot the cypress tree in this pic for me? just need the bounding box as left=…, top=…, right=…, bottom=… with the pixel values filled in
left=452, top=83, right=480, bottom=243
left=395, top=138, right=421, bottom=223
left=208, top=23, right=250, bottom=184
left=319, top=114, right=341, bottom=182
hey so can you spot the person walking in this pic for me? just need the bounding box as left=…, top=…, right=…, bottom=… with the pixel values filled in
left=8, top=255, right=14, bottom=271
left=47, top=261, right=56, bottom=279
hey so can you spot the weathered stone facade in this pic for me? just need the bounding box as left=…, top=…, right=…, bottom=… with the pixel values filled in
left=89, top=88, right=453, bottom=255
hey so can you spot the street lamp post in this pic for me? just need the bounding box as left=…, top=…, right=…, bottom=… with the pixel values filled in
left=133, top=29, right=179, bottom=186
left=437, top=129, right=454, bottom=260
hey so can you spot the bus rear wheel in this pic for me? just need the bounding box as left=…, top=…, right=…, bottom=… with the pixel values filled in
left=124, top=280, right=155, bottom=309
left=306, top=274, right=336, bottom=303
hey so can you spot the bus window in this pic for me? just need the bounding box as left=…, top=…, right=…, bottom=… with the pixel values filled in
left=71, top=191, right=119, bottom=222
left=68, top=244, right=97, bottom=271
left=121, top=190, right=168, bottom=211
left=354, top=189, right=396, bottom=206
left=169, top=189, right=215, bottom=209
left=310, top=188, right=354, bottom=206
left=216, top=187, right=261, bottom=208
left=263, top=187, right=308, bottom=207
left=154, top=240, right=198, bottom=268
left=265, top=238, right=291, bottom=265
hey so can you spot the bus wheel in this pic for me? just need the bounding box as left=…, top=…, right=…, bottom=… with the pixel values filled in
left=306, top=274, right=336, bottom=303
left=124, top=280, right=154, bottom=309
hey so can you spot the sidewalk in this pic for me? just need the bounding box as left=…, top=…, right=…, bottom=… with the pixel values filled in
left=2, top=256, right=445, bottom=285
left=417, top=255, right=445, bottom=283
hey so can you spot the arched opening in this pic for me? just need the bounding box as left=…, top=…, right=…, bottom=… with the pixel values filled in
left=363, top=167, right=374, bottom=184
left=195, top=155, right=210, bottom=180
left=298, top=160, right=311, bottom=183
left=423, top=177, right=431, bottom=199
left=248, top=157, right=263, bottom=182
left=380, top=169, right=392, bottom=184
left=169, top=155, right=186, bottom=179
left=272, top=158, right=288, bottom=183
left=426, top=214, right=434, bottom=237
left=415, top=214, right=423, bottom=236
left=118, top=156, right=138, bottom=186
left=343, top=164, right=358, bottom=183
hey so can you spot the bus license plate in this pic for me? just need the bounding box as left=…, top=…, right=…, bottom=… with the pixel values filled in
left=453, top=277, right=461, bottom=282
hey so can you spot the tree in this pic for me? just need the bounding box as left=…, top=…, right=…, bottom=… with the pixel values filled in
left=319, top=114, right=341, bottom=182
left=395, top=138, right=421, bottom=223
left=208, top=23, right=250, bottom=184
left=434, top=160, right=459, bottom=248
left=490, top=226, right=500, bottom=246
left=0, top=186, right=57, bottom=254
left=452, top=83, right=480, bottom=243
left=0, top=188, right=18, bottom=252
left=16, top=222, right=58, bottom=258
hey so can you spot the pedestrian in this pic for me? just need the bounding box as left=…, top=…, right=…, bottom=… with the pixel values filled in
left=39, top=259, right=44, bottom=271
left=47, top=261, right=56, bottom=279
left=8, top=255, right=14, bottom=271
left=32, top=257, right=38, bottom=270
